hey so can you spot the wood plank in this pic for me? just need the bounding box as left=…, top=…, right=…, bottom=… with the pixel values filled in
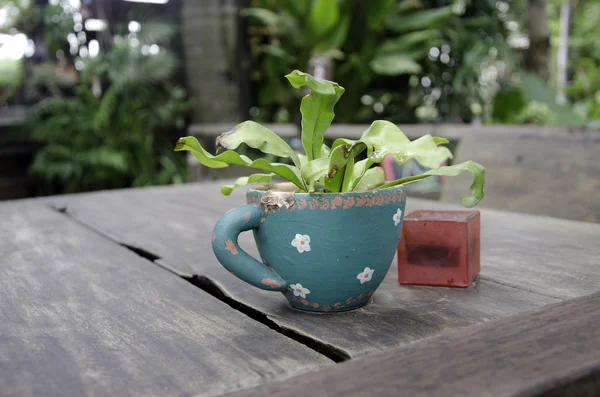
left=42, top=182, right=580, bottom=358
left=220, top=292, right=600, bottom=397
left=0, top=201, right=331, bottom=397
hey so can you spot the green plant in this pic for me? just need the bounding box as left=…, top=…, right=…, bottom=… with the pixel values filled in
left=176, top=71, right=485, bottom=208
left=553, top=0, right=600, bottom=125
left=0, top=58, right=22, bottom=105
left=244, top=0, right=458, bottom=123
left=28, top=27, right=189, bottom=194
left=414, top=0, right=521, bottom=124
left=491, top=71, right=586, bottom=126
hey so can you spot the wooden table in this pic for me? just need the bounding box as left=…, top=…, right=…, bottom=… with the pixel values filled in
left=2, top=181, right=600, bottom=397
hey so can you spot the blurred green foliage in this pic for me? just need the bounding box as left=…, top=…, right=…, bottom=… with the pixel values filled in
left=27, top=14, right=189, bottom=194
left=0, top=58, right=22, bottom=104
left=244, top=0, right=599, bottom=127
left=556, top=0, right=600, bottom=126
left=244, top=0, right=521, bottom=124
left=491, top=0, right=598, bottom=127
left=245, top=0, right=456, bottom=123
left=492, top=71, right=586, bottom=125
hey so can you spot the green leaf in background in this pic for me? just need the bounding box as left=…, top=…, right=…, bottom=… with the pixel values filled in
left=520, top=71, right=557, bottom=104
left=287, top=0, right=308, bottom=18
left=396, top=0, right=421, bottom=12
left=370, top=54, right=422, bottom=75
left=379, top=160, right=486, bottom=207
left=216, top=121, right=300, bottom=167
left=261, top=45, right=297, bottom=63
left=278, top=10, right=303, bottom=44
left=175, top=136, right=306, bottom=190
left=352, top=167, right=385, bottom=192
left=375, top=30, right=439, bottom=57
left=285, top=70, right=345, bottom=161
left=492, top=73, right=587, bottom=126
left=366, top=0, right=397, bottom=30
left=240, top=8, right=280, bottom=31
left=309, top=0, right=339, bottom=39
left=519, top=72, right=587, bottom=126
left=319, top=13, right=350, bottom=51
left=221, top=173, right=274, bottom=195
left=386, top=6, right=454, bottom=33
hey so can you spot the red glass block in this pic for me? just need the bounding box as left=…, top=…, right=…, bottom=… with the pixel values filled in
left=397, top=210, right=480, bottom=288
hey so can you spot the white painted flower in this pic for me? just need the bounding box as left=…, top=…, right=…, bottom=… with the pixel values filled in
left=290, top=283, right=310, bottom=298
left=357, top=267, right=375, bottom=284
left=393, top=208, right=403, bottom=226
left=291, top=234, right=311, bottom=253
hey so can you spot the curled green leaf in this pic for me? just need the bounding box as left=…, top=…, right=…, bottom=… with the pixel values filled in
left=216, top=121, right=300, bottom=167
left=221, top=173, right=274, bottom=196
left=175, top=136, right=235, bottom=168
left=358, top=121, right=452, bottom=169
left=175, top=136, right=306, bottom=191
left=360, top=120, right=410, bottom=147
left=379, top=160, right=486, bottom=207
left=284, top=70, right=338, bottom=95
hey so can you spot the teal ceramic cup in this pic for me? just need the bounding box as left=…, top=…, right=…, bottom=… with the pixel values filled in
left=212, top=183, right=406, bottom=313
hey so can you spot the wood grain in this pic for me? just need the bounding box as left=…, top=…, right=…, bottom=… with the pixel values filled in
left=220, top=292, right=600, bottom=397
left=41, top=182, right=599, bottom=358
left=0, top=201, right=330, bottom=397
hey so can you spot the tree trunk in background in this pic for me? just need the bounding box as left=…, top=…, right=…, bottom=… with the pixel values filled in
left=525, top=0, right=550, bottom=81
left=180, top=0, right=242, bottom=122
left=556, top=0, right=571, bottom=105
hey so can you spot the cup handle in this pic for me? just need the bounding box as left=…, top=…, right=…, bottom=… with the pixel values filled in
left=211, top=204, right=287, bottom=292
